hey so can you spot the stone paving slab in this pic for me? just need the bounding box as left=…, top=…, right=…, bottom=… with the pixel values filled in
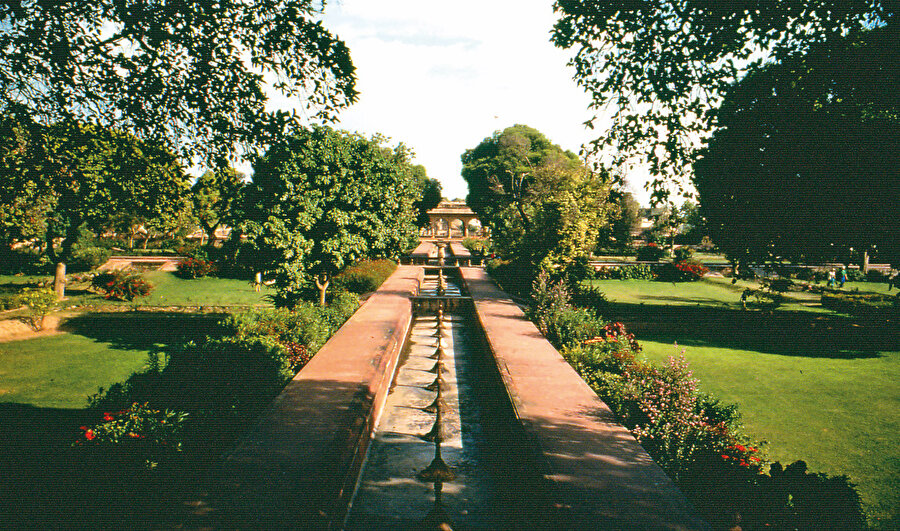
left=460, top=267, right=709, bottom=530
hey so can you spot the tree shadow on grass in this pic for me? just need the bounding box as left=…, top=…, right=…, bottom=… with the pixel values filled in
left=59, top=311, right=225, bottom=353
left=608, top=303, right=898, bottom=359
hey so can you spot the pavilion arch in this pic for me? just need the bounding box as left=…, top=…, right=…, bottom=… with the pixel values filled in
left=424, top=201, right=481, bottom=239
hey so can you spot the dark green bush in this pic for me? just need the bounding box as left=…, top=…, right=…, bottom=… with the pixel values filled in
left=673, top=246, right=694, bottom=262
left=820, top=292, right=898, bottom=317
left=635, top=243, right=667, bottom=261
left=595, top=264, right=657, bottom=280
left=767, top=277, right=795, bottom=293
left=486, top=258, right=534, bottom=297
left=0, top=292, right=22, bottom=310
left=865, top=269, right=888, bottom=282
left=68, top=246, right=112, bottom=272
left=563, top=255, right=595, bottom=283
left=543, top=306, right=607, bottom=350
left=0, top=247, right=48, bottom=274
left=332, top=259, right=397, bottom=294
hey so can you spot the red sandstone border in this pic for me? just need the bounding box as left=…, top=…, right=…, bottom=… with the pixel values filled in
left=191, top=265, right=422, bottom=528
left=460, top=267, right=709, bottom=530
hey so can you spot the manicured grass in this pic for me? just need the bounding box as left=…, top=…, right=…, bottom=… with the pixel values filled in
left=0, top=313, right=222, bottom=408
left=641, top=339, right=899, bottom=527
left=130, top=272, right=274, bottom=306
left=0, top=334, right=151, bottom=408
left=591, top=278, right=899, bottom=525
left=1, top=272, right=275, bottom=308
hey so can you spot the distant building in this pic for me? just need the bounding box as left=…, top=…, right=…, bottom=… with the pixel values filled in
left=421, top=201, right=485, bottom=239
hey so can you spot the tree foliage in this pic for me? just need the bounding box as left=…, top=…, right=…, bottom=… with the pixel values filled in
left=242, top=126, right=422, bottom=306
left=461, top=124, right=611, bottom=270
left=0, top=0, right=357, bottom=165
left=0, top=114, right=191, bottom=291
left=552, top=0, right=894, bottom=201
left=192, top=167, right=246, bottom=248
left=409, top=164, right=442, bottom=228
left=693, top=27, right=900, bottom=265
left=600, top=190, right=642, bottom=249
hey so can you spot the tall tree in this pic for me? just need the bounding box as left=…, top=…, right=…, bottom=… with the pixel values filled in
left=461, top=124, right=611, bottom=270
left=0, top=117, right=191, bottom=296
left=0, top=1, right=356, bottom=165
left=192, top=167, right=246, bottom=249
left=552, top=1, right=894, bottom=201
left=409, top=165, right=443, bottom=228
left=242, top=126, right=421, bottom=307
left=693, top=27, right=900, bottom=266
left=600, top=190, right=642, bottom=249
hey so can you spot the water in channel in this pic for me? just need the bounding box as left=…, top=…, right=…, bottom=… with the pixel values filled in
left=343, top=271, right=541, bottom=529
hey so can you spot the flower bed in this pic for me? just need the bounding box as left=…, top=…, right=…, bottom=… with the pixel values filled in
left=528, top=273, right=865, bottom=528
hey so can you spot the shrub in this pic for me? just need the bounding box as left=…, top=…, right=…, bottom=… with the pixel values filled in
left=636, top=242, right=668, bottom=261
left=91, top=270, right=153, bottom=301
left=563, top=255, right=595, bottom=283
left=68, top=246, right=112, bottom=272
left=0, top=247, right=48, bottom=274
left=18, top=286, right=57, bottom=330
left=332, top=259, right=397, bottom=294
left=526, top=269, right=571, bottom=331
left=673, top=246, right=694, bottom=262
left=657, top=259, right=709, bottom=282
left=595, top=264, right=657, bottom=280
left=175, top=257, right=216, bottom=279
left=766, top=277, right=795, bottom=292
left=865, top=269, right=887, bottom=282
left=74, top=402, right=188, bottom=468
left=570, top=283, right=609, bottom=316
left=543, top=306, right=607, bottom=350
left=486, top=258, right=534, bottom=297
left=0, top=292, right=22, bottom=311
left=461, top=237, right=488, bottom=255
left=820, top=292, right=898, bottom=317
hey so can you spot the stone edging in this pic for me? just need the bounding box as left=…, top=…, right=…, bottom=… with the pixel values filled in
left=459, top=267, right=709, bottom=530
left=188, top=265, right=421, bottom=529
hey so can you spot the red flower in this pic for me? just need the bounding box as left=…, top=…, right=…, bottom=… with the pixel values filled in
left=721, top=454, right=730, bottom=460
left=735, top=444, right=746, bottom=452
left=103, top=413, right=114, bottom=421
left=84, top=429, right=95, bottom=441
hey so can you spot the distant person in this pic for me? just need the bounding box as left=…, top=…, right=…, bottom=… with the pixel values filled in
left=827, top=269, right=836, bottom=288
left=837, top=266, right=847, bottom=288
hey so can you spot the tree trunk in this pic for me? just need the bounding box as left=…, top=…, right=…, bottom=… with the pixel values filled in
left=54, top=261, right=66, bottom=299
left=315, top=274, right=330, bottom=307
left=862, top=251, right=869, bottom=274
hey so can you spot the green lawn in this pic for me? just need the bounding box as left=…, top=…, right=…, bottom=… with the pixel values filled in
left=593, top=278, right=900, bottom=526
left=0, top=313, right=222, bottom=408
left=0, top=272, right=275, bottom=308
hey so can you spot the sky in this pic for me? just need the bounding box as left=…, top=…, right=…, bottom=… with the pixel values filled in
left=305, top=1, right=651, bottom=203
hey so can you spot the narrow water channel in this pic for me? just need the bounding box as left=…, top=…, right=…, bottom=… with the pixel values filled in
left=343, top=271, right=546, bottom=529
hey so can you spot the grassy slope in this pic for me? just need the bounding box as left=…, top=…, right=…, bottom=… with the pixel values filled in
left=593, top=278, right=899, bottom=525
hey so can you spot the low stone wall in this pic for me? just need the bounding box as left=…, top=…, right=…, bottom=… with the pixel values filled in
left=192, top=265, right=420, bottom=528
left=460, top=267, right=709, bottom=530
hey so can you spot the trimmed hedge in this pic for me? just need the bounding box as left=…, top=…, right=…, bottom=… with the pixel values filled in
left=332, top=259, right=398, bottom=294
